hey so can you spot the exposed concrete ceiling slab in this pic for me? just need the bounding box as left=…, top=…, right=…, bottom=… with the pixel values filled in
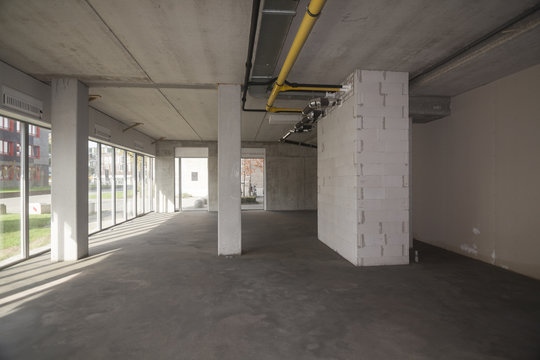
left=89, top=87, right=200, bottom=140
left=161, top=88, right=217, bottom=140
left=411, top=25, right=540, bottom=96
left=0, top=0, right=148, bottom=83
left=242, top=110, right=267, bottom=141
left=278, top=0, right=539, bottom=89
left=87, top=0, right=251, bottom=84
left=1, top=0, right=539, bottom=141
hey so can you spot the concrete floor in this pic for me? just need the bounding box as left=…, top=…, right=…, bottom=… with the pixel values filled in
left=0, top=211, right=539, bottom=359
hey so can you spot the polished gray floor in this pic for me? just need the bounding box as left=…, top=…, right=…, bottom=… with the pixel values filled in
left=1, top=211, right=539, bottom=359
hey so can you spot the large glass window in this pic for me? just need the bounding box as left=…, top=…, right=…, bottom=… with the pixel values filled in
left=0, top=118, right=22, bottom=266
left=144, top=156, right=153, bottom=212
left=101, top=145, right=114, bottom=228
left=88, top=141, right=99, bottom=233
left=126, top=151, right=136, bottom=219
left=115, top=149, right=125, bottom=224
left=86, top=141, right=153, bottom=235
left=136, top=155, right=144, bottom=215
left=150, top=157, right=154, bottom=211
left=29, top=126, right=51, bottom=254
left=174, top=158, right=180, bottom=211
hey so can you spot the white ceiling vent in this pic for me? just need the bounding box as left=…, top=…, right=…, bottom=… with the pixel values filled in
left=94, top=124, right=111, bottom=139
left=1, top=86, right=43, bottom=120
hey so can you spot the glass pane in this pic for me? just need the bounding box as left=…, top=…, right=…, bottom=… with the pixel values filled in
left=0, top=118, right=22, bottom=265
left=144, top=156, right=151, bottom=213
left=115, top=149, right=125, bottom=223
left=29, top=125, right=51, bottom=254
left=101, top=145, right=114, bottom=228
left=88, top=141, right=99, bottom=233
left=241, top=158, right=265, bottom=210
left=149, top=157, right=154, bottom=211
left=126, top=151, right=135, bottom=219
left=175, top=158, right=180, bottom=211
left=136, top=155, right=144, bottom=215
left=181, top=158, right=208, bottom=211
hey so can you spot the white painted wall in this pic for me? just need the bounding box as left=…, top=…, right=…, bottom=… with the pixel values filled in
left=412, top=63, right=540, bottom=279
left=0, top=60, right=51, bottom=126
left=88, top=108, right=155, bottom=156
left=181, top=158, right=208, bottom=197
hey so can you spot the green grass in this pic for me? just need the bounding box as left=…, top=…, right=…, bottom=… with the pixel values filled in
left=88, top=190, right=134, bottom=200
left=0, top=186, right=51, bottom=194
left=1, top=213, right=51, bottom=261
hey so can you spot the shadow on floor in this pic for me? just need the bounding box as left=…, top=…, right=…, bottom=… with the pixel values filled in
left=1, top=211, right=539, bottom=360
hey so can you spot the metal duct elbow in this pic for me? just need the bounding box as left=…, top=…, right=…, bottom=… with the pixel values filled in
left=308, top=97, right=329, bottom=110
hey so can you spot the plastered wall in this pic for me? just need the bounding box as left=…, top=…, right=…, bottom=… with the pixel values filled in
left=412, top=64, right=540, bottom=279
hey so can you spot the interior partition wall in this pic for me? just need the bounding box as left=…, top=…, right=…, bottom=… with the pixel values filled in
left=88, top=140, right=154, bottom=235
left=0, top=115, right=52, bottom=268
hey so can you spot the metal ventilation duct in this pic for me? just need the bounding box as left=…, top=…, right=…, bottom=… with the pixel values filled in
left=248, top=0, right=300, bottom=99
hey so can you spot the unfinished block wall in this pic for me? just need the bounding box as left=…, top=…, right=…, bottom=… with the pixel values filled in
left=318, top=70, right=409, bottom=266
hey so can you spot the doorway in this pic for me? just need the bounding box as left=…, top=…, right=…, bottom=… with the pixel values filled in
left=174, top=147, right=209, bottom=212
left=241, top=148, right=265, bottom=211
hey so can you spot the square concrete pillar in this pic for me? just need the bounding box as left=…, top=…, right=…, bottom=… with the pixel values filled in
left=318, top=70, right=410, bottom=266
left=51, top=79, right=89, bottom=261
left=217, top=84, right=241, bottom=255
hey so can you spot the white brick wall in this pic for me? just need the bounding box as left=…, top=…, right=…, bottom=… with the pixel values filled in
left=318, top=70, right=409, bottom=267
left=355, top=70, right=409, bottom=266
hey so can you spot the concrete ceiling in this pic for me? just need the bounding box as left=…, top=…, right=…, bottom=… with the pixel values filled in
left=276, top=0, right=540, bottom=94
left=0, top=0, right=539, bottom=142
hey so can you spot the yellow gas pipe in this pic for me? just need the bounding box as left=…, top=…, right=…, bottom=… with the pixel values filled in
left=265, top=0, right=327, bottom=113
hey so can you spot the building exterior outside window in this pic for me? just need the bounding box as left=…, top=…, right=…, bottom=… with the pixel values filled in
left=0, top=116, right=51, bottom=267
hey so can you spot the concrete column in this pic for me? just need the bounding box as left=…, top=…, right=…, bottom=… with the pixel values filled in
left=153, top=141, right=175, bottom=213
left=208, top=143, right=218, bottom=212
left=318, top=70, right=410, bottom=266
left=51, top=79, right=88, bottom=261
left=155, top=158, right=175, bottom=213
left=218, top=84, right=241, bottom=255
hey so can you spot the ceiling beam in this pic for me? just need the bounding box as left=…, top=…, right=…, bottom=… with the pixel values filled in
left=87, top=82, right=217, bottom=90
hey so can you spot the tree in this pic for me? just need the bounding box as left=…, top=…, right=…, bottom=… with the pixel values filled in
left=241, top=158, right=264, bottom=197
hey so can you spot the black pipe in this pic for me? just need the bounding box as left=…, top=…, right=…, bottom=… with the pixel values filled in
left=242, top=0, right=265, bottom=112
left=284, top=80, right=343, bottom=89
left=281, top=139, right=317, bottom=149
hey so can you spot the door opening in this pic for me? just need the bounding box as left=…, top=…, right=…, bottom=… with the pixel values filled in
left=241, top=150, right=265, bottom=210
left=177, top=157, right=208, bottom=211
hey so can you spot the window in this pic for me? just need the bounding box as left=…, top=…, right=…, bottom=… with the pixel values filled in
left=136, top=155, right=144, bottom=215
left=144, top=156, right=153, bottom=212
left=88, top=141, right=99, bottom=233
left=1, top=118, right=51, bottom=266
left=115, top=149, right=126, bottom=223
left=88, top=141, right=154, bottom=234
left=126, top=151, right=136, bottom=220
left=0, top=117, right=10, bottom=130
left=28, top=125, right=39, bottom=137
left=28, top=145, right=40, bottom=159
left=0, top=120, right=22, bottom=266
left=101, top=145, right=114, bottom=228
left=29, top=126, right=51, bottom=255
left=0, top=140, right=10, bottom=155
